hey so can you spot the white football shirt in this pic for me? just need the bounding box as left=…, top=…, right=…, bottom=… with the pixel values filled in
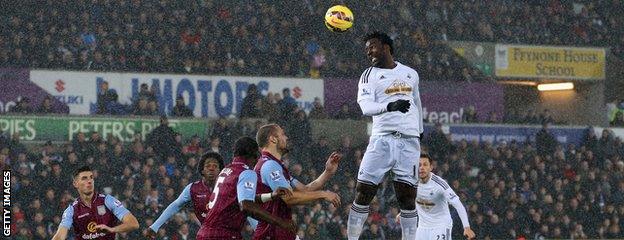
left=356, top=61, right=423, bottom=136
left=415, top=173, right=470, bottom=229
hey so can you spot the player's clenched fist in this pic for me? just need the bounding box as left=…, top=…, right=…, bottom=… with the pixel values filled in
left=387, top=99, right=410, bottom=113
left=323, top=191, right=341, bottom=207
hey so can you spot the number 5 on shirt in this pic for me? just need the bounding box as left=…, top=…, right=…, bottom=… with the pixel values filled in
left=208, top=176, right=226, bottom=209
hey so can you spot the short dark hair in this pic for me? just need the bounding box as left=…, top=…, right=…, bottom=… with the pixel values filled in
left=199, top=152, right=224, bottom=175
left=420, top=152, right=432, bottom=163
left=363, top=32, right=394, bottom=55
left=234, top=136, right=259, bottom=160
left=256, top=124, right=280, bottom=147
left=73, top=166, right=93, bottom=180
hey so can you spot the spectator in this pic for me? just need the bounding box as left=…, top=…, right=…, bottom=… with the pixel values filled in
left=240, top=84, right=263, bottom=118
left=148, top=100, right=159, bottom=116
left=146, top=116, right=177, bottom=160
left=536, top=122, right=558, bottom=156
left=171, top=95, right=193, bottom=117
left=182, top=135, right=201, bottom=155
left=96, top=81, right=116, bottom=114
left=462, top=105, right=479, bottom=123
left=334, top=104, right=358, bottom=120
left=36, top=96, right=55, bottom=114
left=309, top=97, right=329, bottom=119
left=9, top=97, right=32, bottom=114
left=133, top=98, right=151, bottom=116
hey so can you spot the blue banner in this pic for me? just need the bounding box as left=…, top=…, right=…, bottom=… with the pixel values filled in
left=423, top=124, right=588, bottom=146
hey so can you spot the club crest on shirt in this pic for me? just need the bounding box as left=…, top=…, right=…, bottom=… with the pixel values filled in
left=270, top=171, right=282, bottom=181
left=97, top=205, right=106, bottom=215
left=384, top=80, right=412, bottom=95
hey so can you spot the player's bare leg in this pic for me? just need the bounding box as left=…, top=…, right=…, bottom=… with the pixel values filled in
left=347, top=182, right=378, bottom=240
left=395, top=181, right=418, bottom=240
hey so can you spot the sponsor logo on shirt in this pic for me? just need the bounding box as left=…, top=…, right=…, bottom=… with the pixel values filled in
left=77, top=213, right=90, bottom=219
left=197, top=194, right=207, bottom=198
left=384, top=80, right=412, bottom=95
left=82, top=232, right=106, bottom=239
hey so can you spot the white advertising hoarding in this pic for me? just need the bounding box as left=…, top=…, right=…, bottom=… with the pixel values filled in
left=30, top=70, right=324, bottom=117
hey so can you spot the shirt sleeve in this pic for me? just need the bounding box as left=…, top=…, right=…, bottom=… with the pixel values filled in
left=237, top=170, right=258, bottom=203
left=411, top=70, right=424, bottom=133
left=260, top=160, right=292, bottom=191
left=247, top=217, right=258, bottom=230
left=445, top=187, right=470, bottom=228
left=357, top=68, right=387, bottom=116
left=59, top=205, right=74, bottom=229
left=104, top=195, right=131, bottom=221
left=149, top=183, right=192, bottom=231
left=290, top=178, right=301, bottom=189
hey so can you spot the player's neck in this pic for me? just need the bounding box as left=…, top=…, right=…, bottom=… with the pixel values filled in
left=202, top=178, right=214, bottom=187
left=379, top=57, right=396, bottom=69
left=80, top=192, right=95, bottom=207
left=262, top=146, right=282, bottom=160
left=420, top=173, right=431, bottom=183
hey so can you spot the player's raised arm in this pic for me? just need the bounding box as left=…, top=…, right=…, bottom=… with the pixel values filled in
left=445, top=187, right=475, bottom=239
left=52, top=205, right=73, bottom=240
left=260, top=160, right=341, bottom=207
left=293, top=151, right=342, bottom=192
left=95, top=195, right=139, bottom=233
left=238, top=170, right=297, bottom=233
left=147, top=183, right=192, bottom=236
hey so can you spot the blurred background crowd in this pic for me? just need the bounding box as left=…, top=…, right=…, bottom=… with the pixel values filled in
left=3, top=116, right=624, bottom=239
left=3, top=0, right=624, bottom=239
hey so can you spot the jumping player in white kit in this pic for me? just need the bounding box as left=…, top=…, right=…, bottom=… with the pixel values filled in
left=347, top=32, right=423, bottom=240
left=416, top=153, right=475, bottom=240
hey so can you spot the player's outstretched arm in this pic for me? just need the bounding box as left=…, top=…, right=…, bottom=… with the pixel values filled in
left=95, top=212, right=139, bottom=233
left=53, top=205, right=74, bottom=240
left=295, top=152, right=342, bottom=192
left=447, top=188, right=475, bottom=239
left=51, top=226, right=69, bottom=240
left=282, top=190, right=341, bottom=207
left=240, top=200, right=297, bottom=233
left=147, top=184, right=192, bottom=235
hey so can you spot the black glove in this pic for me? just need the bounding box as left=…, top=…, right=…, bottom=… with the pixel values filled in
left=387, top=99, right=410, bottom=113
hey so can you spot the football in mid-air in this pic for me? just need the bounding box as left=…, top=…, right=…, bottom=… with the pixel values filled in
left=324, top=5, right=354, bottom=32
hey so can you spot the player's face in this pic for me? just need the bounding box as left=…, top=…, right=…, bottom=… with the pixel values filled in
left=274, top=127, right=289, bottom=155
left=418, top=157, right=432, bottom=180
left=365, top=38, right=385, bottom=66
left=73, top=171, right=95, bottom=196
left=203, top=160, right=220, bottom=181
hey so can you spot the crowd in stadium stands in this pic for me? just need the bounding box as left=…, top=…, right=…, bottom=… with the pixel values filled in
left=2, top=1, right=623, bottom=80
left=3, top=112, right=624, bottom=239
left=1, top=0, right=489, bottom=81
